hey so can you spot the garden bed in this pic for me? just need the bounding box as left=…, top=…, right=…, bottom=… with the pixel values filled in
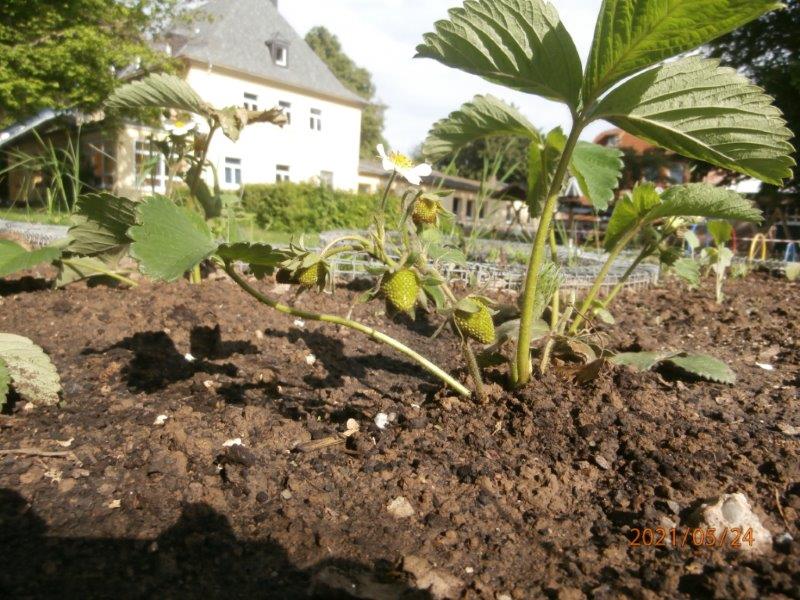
left=0, top=270, right=797, bottom=599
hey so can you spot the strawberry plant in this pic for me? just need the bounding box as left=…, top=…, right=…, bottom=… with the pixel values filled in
left=417, top=0, right=794, bottom=385
left=64, top=0, right=794, bottom=400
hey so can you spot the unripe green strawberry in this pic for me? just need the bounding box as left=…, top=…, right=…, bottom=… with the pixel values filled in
left=297, top=263, right=323, bottom=288
left=454, top=300, right=496, bottom=344
left=412, top=198, right=439, bottom=226
left=381, top=269, right=419, bottom=313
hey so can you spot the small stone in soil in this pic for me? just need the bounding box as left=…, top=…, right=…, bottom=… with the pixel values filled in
left=387, top=496, right=415, bottom=519
left=689, top=493, right=772, bottom=553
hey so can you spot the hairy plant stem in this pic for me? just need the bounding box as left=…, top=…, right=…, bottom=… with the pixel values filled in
left=539, top=286, right=561, bottom=375
left=320, top=236, right=372, bottom=258
left=462, top=340, right=486, bottom=403
left=514, top=123, right=583, bottom=386
left=224, top=262, right=471, bottom=397
left=569, top=226, right=640, bottom=335
left=598, top=244, right=653, bottom=310
left=60, top=258, right=138, bottom=288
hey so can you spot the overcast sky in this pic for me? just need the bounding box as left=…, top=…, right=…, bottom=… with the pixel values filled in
left=280, top=0, right=611, bottom=154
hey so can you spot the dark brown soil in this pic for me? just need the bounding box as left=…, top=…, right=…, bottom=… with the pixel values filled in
left=0, top=269, right=797, bottom=599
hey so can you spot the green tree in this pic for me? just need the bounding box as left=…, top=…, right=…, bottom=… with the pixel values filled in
left=0, top=0, right=179, bottom=127
left=706, top=0, right=800, bottom=191
left=432, top=136, right=530, bottom=186
left=305, top=26, right=386, bottom=158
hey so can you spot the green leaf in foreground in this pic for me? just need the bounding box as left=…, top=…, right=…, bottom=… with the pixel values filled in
left=129, top=196, right=217, bottom=281
left=570, top=141, right=624, bottom=212
left=593, top=57, right=795, bottom=185
left=216, top=243, right=285, bottom=278
left=106, top=73, right=209, bottom=116
left=0, top=240, right=63, bottom=278
left=667, top=353, right=736, bottom=385
left=423, top=95, right=539, bottom=162
left=0, top=358, right=10, bottom=408
left=611, top=350, right=736, bottom=384
left=0, top=333, right=61, bottom=406
left=583, top=0, right=782, bottom=101
left=415, top=0, right=584, bottom=107
left=68, top=193, right=138, bottom=256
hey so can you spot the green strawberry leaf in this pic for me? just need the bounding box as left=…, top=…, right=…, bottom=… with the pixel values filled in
left=129, top=195, right=217, bottom=281
left=0, top=333, right=61, bottom=406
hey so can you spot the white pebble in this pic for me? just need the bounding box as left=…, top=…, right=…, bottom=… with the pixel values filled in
left=374, top=413, right=390, bottom=430
left=223, top=438, right=243, bottom=447
left=305, top=353, right=317, bottom=366
left=756, top=362, right=775, bottom=371
left=153, top=415, right=168, bottom=426
left=184, top=353, right=196, bottom=363
left=293, top=319, right=306, bottom=329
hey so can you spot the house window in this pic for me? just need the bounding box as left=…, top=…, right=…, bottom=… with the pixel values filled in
left=605, top=134, right=621, bottom=147
left=358, top=183, right=371, bottom=194
left=243, top=92, right=258, bottom=111
left=134, top=140, right=165, bottom=191
left=452, top=197, right=461, bottom=215
left=319, top=171, right=334, bottom=187
left=224, top=157, right=242, bottom=186
left=479, top=203, right=486, bottom=219
left=89, top=142, right=115, bottom=190
left=275, top=44, right=288, bottom=67
left=310, top=108, right=322, bottom=131
left=276, top=164, right=290, bottom=183
left=465, top=200, right=474, bottom=218
left=279, top=101, right=291, bottom=124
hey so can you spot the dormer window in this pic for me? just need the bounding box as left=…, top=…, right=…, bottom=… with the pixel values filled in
left=267, top=36, right=290, bottom=67
left=275, top=44, right=288, bottom=67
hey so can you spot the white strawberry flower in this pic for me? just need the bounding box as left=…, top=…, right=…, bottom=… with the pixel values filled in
left=377, top=144, right=432, bottom=185
left=163, top=118, right=196, bottom=137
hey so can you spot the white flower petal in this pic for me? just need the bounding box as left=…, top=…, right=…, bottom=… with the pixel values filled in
left=377, top=144, right=388, bottom=161
left=411, top=163, right=433, bottom=178
left=399, top=168, right=422, bottom=185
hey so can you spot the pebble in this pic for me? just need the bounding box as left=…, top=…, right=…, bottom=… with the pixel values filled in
left=305, top=353, right=317, bottom=366
left=281, top=489, right=293, bottom=500
left=689, top=492, right=772, bottom=553
left=594, top=455, right=612, bottom=470
left=387, top=496, right=415, bottom=519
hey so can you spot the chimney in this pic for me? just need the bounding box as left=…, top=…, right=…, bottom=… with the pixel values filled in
left=270, top=0, right=278, bottom=8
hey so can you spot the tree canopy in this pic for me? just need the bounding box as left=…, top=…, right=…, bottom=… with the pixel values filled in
left=0, top=0, right=178, bottom=127
left=706, top=0, right=800, bottom=190
left=305, top=26, right=386, bottom=159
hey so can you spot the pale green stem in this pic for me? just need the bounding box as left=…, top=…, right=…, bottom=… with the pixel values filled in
left=569, top=226, right=640, bottom=335
left=539, top=285, right=561, bottom=375
left=514, top=124, right=583, bottom=386
left=60, top=258, right=138, bottom=287
left=224, top=262, right=471, bottom=397
left=189, top=264, right=202, bottom=284
left=462, top=340, right=486, bottom=403
left=320, top=235, right=372, bottom=257
left=600, top=244, right=653, bottom=311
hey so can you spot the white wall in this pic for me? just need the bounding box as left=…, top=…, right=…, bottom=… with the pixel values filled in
left=185, top=65, right=362, bottom=191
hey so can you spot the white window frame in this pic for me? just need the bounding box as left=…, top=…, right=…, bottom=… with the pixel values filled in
left=224, top=157, right=242, bottom=186
left=134, top=140, right=166, bottom=192
left=319, top=170, right=334, bottom=187
left=276, top=164, right=290, bottom=183
left=243, top=92, right=258, bottom=111
left=279, top=100, right=292, bottom=125
left=310, top=108, right=322, bottom=132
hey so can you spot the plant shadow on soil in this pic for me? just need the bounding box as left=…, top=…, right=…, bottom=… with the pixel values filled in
left=0, top=488, right=428, bottom=599
left=82, top=325, right=259, bottom=394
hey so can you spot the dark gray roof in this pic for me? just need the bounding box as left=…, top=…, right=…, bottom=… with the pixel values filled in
left=171, top=0, right=365, bottom=106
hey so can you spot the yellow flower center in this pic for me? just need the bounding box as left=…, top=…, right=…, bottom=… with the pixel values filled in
left=389, top=151, right=413, bottom=170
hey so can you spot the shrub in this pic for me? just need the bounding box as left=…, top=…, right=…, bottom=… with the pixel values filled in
left=242, top=182, right=399, bottom=233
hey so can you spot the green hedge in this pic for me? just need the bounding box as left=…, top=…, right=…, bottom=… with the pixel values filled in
left=242, top=182, right=397, bottom=233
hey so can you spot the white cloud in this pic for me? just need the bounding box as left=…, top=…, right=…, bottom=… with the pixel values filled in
left=280, top=0, right=610, bottom=153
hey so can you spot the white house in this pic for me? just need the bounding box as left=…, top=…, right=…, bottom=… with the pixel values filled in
left=0, top=0, right=365, bottom=201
